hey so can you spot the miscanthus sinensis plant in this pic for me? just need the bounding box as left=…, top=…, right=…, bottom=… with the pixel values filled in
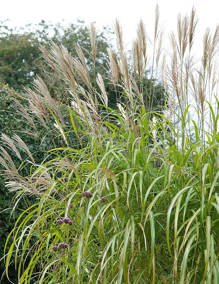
left=1, top=7, right=219, bottom=283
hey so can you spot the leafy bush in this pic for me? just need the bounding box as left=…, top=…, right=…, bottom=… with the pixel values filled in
left=2, top=7, right=219, bottom=283
left=0, top=83, right=67, bottom=281
left=0, top=21, right=111, bottom=282
left=0, top=20, right=110, bottom=92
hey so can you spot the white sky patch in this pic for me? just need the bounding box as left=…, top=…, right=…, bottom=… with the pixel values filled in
left=1, top=0, right=219, bottom=45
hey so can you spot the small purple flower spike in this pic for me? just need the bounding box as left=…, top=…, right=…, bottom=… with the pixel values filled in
left=56, top=218, right=64, bottom=225
left=56, top=217, right=73, bottom=225
left=52, top=245, right=58, bottom=251
left=81, top=191, right=93, bottom=198
left=58, top=242, right=68, bottom=249
left=63, top=217, right=73, bottom=225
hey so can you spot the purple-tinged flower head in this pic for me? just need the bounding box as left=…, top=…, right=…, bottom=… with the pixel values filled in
left=52, top=242, right=69, bottom=251
left=58, top=242, right=68, bottom=249
left=56, top=218, right=64, bottom=225
left=81, top=191, right=93, bottom=198
left=56, top=217, right=73, bottom=225
left=63, top=217, right=73, bottom=225
left=52, top=245, right=58, bottom=251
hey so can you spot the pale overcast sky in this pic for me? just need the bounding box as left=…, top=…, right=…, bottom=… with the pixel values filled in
left=0, top=0, right=219, bottom=45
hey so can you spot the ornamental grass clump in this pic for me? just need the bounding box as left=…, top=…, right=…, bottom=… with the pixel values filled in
left=1, top=6, right=219, bottom=284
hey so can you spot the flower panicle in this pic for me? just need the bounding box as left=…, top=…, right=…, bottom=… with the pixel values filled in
left=56, top=216, right=73, bottom=225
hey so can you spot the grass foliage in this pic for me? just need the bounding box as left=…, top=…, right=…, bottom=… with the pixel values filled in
left=1, top=7, right=219, bottom=283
